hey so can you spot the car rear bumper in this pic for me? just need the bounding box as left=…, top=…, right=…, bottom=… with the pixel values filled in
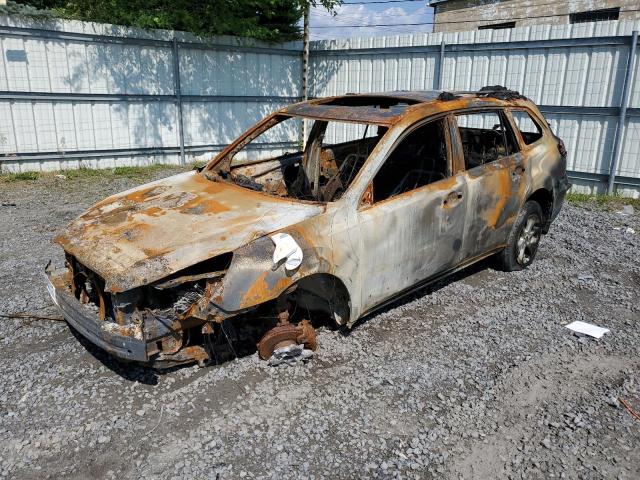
left=46, top=270, right=148, bottom=362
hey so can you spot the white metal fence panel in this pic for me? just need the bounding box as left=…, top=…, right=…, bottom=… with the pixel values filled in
left=1, top=14, right=639, bottom=194
left=0, top=15, right=301, bottom=172
left=310, top=20, right=640, bottom=193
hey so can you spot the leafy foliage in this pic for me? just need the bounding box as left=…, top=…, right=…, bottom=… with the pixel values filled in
left=8, top=0, right=340, bottom=41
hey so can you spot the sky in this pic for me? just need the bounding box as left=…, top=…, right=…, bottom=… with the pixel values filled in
left=309, top=0, right=435, bottom=40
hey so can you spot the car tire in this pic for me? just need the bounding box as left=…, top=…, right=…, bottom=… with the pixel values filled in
left=496, top=200, right=544, bottom=271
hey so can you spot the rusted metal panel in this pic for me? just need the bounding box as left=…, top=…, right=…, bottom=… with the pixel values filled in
left=48, top=89, right=568, bottom=368
left=283, top=103, right=406, bottom=125
left=55, top=171, right=324, bottom=293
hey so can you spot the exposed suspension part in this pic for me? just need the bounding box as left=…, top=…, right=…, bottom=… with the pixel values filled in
left=256, top=295, right=317, bottom=366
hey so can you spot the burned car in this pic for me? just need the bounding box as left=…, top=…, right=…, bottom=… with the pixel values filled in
left=46, top=86, right=570, bottom=367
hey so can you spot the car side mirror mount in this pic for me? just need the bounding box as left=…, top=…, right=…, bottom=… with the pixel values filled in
left=360, top=182, right=374, bottom=208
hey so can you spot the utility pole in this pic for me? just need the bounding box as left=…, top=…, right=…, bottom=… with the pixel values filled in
left=302, top=2, right=310, bottom=146
left=302, top=2, right=310, bottom=103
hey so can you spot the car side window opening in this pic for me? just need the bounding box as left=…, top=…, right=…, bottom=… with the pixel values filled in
left=511, top=110, right=544, bottom=145
left=456, top=110, right=518, bottom=170
left=372, top=119, right=449, bottom=203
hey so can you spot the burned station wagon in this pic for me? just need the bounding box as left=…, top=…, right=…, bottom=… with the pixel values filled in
left=46, top=86, right=570, bottom=367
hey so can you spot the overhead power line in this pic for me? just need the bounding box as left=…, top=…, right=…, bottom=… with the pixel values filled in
left=314, top=0, right=611, bottom=18
left=311, top=0, right=639, bottom=27
left=311, top=8, right=640, bottom=28
left=340, top=0, right=424, bottom=4
left=310, top=5, right=432, bottom=27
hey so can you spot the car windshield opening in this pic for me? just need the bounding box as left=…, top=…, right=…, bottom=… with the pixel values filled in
left=203, top=115, right=385, bottom=202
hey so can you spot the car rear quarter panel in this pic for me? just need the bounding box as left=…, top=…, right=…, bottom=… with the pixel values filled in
left=506, top=107, right=562, bottom=198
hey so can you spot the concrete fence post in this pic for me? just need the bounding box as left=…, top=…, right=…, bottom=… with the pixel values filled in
left=607, top=30, right=638, bottom=194
left=437, top=39, right=446, bottom=90
left=172, top=36, right=186, bottom=165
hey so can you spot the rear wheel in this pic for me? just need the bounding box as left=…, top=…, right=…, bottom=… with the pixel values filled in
left=497, top=201, right=544, bottom=271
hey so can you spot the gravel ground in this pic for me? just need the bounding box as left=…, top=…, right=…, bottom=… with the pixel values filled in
left=1, top=169, right=639, bottom=480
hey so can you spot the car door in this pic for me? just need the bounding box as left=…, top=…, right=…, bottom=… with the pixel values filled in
left=453, top=109, right=525, bottom=260
left=356, top=116, right=467, bottom=312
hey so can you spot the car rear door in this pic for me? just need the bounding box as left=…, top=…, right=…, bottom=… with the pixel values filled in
left=356, top=116, right=467, bottom=312
left=453, top=109, right=525, bottom=260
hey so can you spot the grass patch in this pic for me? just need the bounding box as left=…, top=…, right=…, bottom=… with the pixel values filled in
left=566, top=192, right=640, bottom=210
left=1, top=163, right=192, bottom=184
left=56, top=164, right=181, bottom=180
left=112, top=164, right=174, bottom=178
left=1, top=171, right=40, bottom=182
left=58, top=167, right=106, bottom=179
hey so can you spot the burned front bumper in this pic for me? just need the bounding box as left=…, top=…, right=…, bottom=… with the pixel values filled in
left=46, top=270, right=148, bottom=362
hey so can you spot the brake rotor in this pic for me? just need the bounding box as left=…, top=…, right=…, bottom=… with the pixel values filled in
left=257, top=319, right=317, bottom=363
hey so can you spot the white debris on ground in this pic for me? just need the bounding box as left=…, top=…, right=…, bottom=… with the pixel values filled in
left=565, top=321, right=610, bottom=339
left=617, top=204, right=634, bottom=216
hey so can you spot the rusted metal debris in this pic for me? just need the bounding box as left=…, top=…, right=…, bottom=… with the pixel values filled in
left=0, top=313, right=64, bottom=322
left=619, top=398, right=640, bottom=421
left=46, top=86, right=569, bottom=368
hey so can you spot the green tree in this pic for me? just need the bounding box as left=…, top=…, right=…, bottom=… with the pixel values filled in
left=8, top=0, right=340, bottom=42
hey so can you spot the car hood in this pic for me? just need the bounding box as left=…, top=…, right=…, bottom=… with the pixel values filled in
left=55, top=171, right=324, bottom=292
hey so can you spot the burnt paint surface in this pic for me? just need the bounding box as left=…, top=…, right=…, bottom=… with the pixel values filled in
left=55, top=171, right=324, bottom=293
left=53, top=91, right=566, bottom=347
left=357, top=173, right=467, bottom=309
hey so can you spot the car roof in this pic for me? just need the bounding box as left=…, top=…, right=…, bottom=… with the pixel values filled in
left=281, top=88, right=529, bottom=125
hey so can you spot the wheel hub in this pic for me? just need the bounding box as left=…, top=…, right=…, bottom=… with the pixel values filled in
left=517, top=214, right=541, bottom=265
left=257, top=319, right=317, bottom=365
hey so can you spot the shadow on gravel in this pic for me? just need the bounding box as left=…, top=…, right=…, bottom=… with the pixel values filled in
left=65, top=259, right=495, bottom=377
left=68, top=325, right=181, bottom=384
left=66, top=313, right=325, bottom=380
left=345, top=257, right=495, bottom=335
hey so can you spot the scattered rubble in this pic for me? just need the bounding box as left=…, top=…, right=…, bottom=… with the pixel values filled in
left=0, top=172, right=639, bottom=479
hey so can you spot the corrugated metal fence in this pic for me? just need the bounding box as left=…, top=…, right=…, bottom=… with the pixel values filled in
left=310, top=20, right=640, bottom=194
left=1, top=15, right=639, bottom=194
left=0, top=15, right=301, bottom=172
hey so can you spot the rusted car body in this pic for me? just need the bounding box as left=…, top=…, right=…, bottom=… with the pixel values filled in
left=46, top=87, right=570, bottom=367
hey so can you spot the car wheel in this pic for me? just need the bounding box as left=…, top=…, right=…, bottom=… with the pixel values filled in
left=497, top=200, right=544, bottom=271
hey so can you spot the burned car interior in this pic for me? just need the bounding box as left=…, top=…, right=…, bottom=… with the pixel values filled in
left=373, top=119, right=448, bottom=202
left=47, top=87, right=570, bottom=369
left=456, top=110, right=519, bottom=168
left=203, top=115, right=381, bottom=202
left=204, top=96, right=428, bottom=203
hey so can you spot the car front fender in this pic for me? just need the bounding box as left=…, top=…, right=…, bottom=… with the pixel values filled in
left=211, top=232, right=329, bottom=313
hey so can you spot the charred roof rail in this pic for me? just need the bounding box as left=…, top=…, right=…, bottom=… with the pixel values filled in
left=437, top=86, right=526, bottom=101
left=477, top=85, right=527, bottom=101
